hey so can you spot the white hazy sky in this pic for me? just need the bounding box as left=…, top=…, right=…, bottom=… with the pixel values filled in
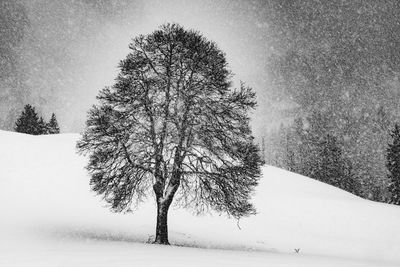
left=26, top=0, right=276, bottom=137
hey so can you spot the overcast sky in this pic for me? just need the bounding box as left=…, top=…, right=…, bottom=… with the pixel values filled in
left=13, top=0, right=274, bottom=137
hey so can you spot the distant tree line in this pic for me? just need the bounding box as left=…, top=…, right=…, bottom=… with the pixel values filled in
left=263, top=112, right=360, bottom=196
left=260, top=0, right=400, bottom=206
left=14, top=104, right=59, bottom=135
left=262, top=109, right=400, bottom=205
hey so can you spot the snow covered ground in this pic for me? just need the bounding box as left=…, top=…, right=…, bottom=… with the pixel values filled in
left=1, top=130, right=400, bottom=266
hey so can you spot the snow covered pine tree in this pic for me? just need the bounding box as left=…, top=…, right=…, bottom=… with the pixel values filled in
left=47, top=113, right=60, bottom=134
left=77, top=23, right=262, bottom=245
left=38, top=117, right=48, bottom=134
left=14, top=104, right=43, bottom=135
left=387, top=124, right=400, bottom=205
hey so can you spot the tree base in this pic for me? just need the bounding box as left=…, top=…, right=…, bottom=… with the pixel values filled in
left=152, top=239, right=170, bottom=245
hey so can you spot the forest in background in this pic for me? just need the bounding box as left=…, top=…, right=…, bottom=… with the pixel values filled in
left=263, top=0, right=400, bottom=202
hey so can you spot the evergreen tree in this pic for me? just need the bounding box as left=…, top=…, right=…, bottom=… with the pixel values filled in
left=315, top=134, right=342, bottom=185
left=38, top=116, right=48, bottom=134
left=77, top=24, right=262, bottom=245
left=14, top=104, right=42, bottom=135
left=47, top=113, right=60, bottom=134
left=276, top=113, right=359, bottom=195
left=315, top=134, right=358, bottom=194
left=387, top=124, right=400, bottom=205
left=292, top=117, right=308, bottom=175
left=283, top=128, right=296, bottom=172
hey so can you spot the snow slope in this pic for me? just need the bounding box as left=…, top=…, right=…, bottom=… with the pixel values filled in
left=1, top=130, right=400, bottom=266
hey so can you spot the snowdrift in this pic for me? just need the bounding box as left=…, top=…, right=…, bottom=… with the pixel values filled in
left=1, top=130, right=400, bottom=266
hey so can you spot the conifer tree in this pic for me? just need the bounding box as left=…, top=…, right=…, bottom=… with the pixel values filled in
left=77, top=24, right=262, bottom=245
left=38, top=117, right=48, bottom=134
left=14, top=104, right=42, bottom=135
left=47, top=113, right=60, bottom=134
left=315, top=134, right=357, bottom=194
left=387, top=124, right=400, bottom=205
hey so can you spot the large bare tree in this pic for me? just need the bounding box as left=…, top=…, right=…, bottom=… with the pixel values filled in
left=77, top=23, right=262, bottom=245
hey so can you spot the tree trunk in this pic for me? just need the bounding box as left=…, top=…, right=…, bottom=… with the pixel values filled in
left=153, top=200, right=171, bottom=245
left=152, top=157, right=181, bottom=245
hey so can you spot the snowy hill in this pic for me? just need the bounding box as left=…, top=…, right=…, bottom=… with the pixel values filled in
left=1, top=130, right=400, bottom=266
